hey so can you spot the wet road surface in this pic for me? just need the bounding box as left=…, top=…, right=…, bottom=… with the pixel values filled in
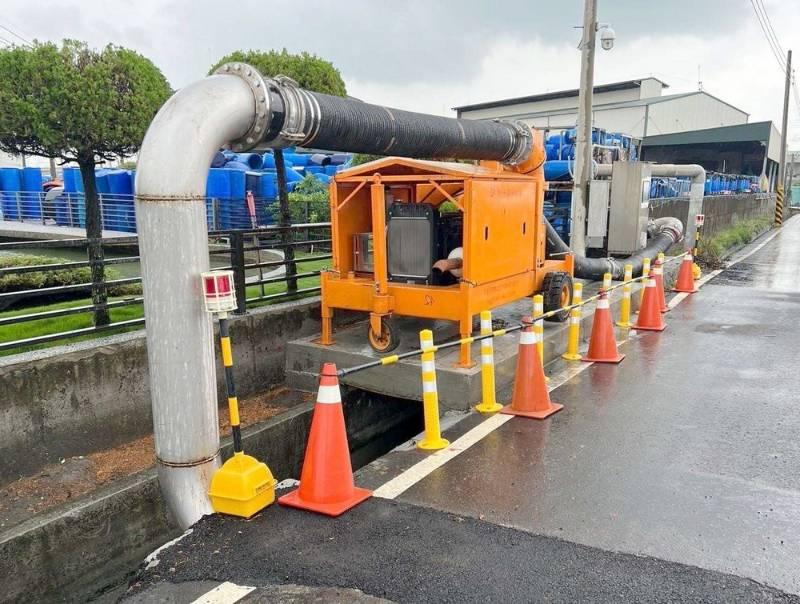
left=125, top=217, right=800, bottom=602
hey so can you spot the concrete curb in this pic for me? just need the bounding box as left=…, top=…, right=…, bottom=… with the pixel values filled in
left=287, top=262, right=682, bottom=410
left=0, top=391, right=420, bottom=604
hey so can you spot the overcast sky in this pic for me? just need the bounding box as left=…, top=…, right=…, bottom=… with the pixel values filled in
left=3, top=0, right=800, bottom=147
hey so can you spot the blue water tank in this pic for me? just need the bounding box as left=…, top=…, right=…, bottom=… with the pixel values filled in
left=262, top=153, right=276, bottom=169
left=325, top=165, right=338, bottom=176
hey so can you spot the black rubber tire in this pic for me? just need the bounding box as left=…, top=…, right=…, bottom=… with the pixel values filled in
left=541, top=271, right=573, bottom=323
left=367, top=317, right=401, bottom=353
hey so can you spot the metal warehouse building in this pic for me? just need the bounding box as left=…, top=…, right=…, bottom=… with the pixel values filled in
left=454, top=78, right=783, bottom=189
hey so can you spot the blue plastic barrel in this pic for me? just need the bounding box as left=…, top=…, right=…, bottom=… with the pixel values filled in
left=329, top=153, right=350, bottom=165
left=543, top=160, right=574, bottom=181
left=235, top=153, right=264, bottom=170
left=325, top=165, right=338, bottom=176
left=0, top=167, right=22, bottom=220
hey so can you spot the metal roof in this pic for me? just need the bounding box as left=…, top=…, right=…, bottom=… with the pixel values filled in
left=453, top=77, right=669, bottom=112
left=642, top=121, right=773, bottom=147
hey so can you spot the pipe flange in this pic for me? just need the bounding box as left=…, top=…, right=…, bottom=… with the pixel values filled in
left=502, top=120, right=534, bottom=165
left=214, top=62, right=271, bottom=152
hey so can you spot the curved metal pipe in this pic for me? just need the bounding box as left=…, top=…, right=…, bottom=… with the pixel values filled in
left=135, top=73, right=257, bottom=529
left=546, top=216, right=683, bottom=280
left=595, top=162, right=705, bottom=243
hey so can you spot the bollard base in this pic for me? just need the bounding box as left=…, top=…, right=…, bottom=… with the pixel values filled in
left=475, top=402, right=503, bottom=414
left=616, top=321, right=632, bottom=329
left=417, top=437, right=450, bottom=451
left=500, top=402, right=563, bottom=420
left=561, top=352, right=582, bottom=361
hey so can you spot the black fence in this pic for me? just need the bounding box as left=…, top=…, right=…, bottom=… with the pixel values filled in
left=0, top=222, right=331, bottom=353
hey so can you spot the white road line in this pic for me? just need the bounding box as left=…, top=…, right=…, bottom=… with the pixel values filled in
left=375, top=353, right=600, bottom=500
left=191, top=582, right=256, bottom=604
left=373, top=227, right=784, bottom=500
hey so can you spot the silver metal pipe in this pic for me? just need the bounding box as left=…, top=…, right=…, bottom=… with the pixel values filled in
left=594, top=162, right=705, bottom=245
left=135, top=73, right=257, bottom=529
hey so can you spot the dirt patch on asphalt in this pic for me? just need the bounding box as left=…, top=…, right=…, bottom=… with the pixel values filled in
left=0, top=386, right=311, bottom=530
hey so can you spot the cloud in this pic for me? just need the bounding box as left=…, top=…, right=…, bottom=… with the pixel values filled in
left=2, top=0, right=799, bottom=146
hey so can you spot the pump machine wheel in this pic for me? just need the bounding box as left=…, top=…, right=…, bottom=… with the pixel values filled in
left=541, top=271, right=573, bottom=322
left=367, top=316, right=400, bottom=353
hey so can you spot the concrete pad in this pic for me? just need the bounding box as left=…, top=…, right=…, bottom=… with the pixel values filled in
left=286, top=264, right=680, bottom=410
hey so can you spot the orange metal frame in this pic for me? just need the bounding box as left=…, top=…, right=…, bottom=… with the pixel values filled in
left=319, top=133, right=573, bottom=367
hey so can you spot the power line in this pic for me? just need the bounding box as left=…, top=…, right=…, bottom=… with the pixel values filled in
left=0, top=23, right=32, bottom=47
left=754, top=0, right=785, bottom=56
left=749, top=0, right=786, bottom=73
left=752, top=0, right=786, bottom=67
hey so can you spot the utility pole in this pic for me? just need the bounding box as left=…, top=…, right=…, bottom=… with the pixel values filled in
left=776, top=49, right=791, bottom=226
left=571, top=0, right=598, bottom=256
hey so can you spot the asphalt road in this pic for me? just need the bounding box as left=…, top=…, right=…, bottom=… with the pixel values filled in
left=124, top=217, right=800, bottom=603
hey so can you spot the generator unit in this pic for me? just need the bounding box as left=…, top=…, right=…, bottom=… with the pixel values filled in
left=319, top=150, right=575, bottom=367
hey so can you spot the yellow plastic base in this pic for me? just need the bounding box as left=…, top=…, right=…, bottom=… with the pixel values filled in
left=475, top=401, right=503, bottom=414
left=561, top=352, right=582, bottom=361
left=208, top=452, right=277, bottom=518
left=417, top=437, right=450, bottom=451
left=616, top=321, right=632, bottom=328
left=692, top=262, right=702, bottom=280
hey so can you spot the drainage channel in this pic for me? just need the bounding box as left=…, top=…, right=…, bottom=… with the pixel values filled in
left=3, top=388, right=423, bottom=604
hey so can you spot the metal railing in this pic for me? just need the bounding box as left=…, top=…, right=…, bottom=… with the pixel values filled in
left=0, top=223, right=331, bottom=353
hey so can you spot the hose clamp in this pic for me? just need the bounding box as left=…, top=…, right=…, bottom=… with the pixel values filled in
left=215, top=62, right=271, bottom=152
left=503, top=120, right=534, bottom=165
left=270, top=75, right=321, bottom=149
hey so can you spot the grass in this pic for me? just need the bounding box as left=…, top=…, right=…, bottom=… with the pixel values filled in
left=0, top=255, right=329, bottom=356
left=696, top=217, right=773, bottom=268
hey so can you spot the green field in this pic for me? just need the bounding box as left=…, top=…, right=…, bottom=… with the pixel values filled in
left=0, top=256, right=329, bottom=356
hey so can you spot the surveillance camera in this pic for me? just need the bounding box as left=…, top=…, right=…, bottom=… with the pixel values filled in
left=600, top=26, right=616, bottom=51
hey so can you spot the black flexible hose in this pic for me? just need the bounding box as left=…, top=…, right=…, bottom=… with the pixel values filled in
left=545, top=217, right=684, bottom=280
left=260, top=81, right=530, bottom=164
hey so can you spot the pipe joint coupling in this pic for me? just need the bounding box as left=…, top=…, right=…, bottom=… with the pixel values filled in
left=214, top=62, right=272, bottom=152
left=269, top=75, right=321, bottom=149
left=503, top=120, right=534, bottom=165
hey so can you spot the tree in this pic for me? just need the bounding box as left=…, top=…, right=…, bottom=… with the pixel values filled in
left=0, top=40, right=172, bottom=325
left=209, top=49, right=345, bottom=293
left=208, top=49, right=346, bottom=97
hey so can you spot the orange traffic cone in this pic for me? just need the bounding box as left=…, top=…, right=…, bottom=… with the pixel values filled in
left=501, top=317, right=563, bottom=419
left=582, top=290, right=625, bottom=363
left=673, top=253, right=698, bottom=293
left=652, top=258, right=669, bottom=313
left=633, top=277, right=666, bottom=332
left=278, top=363, right=371, bottom=516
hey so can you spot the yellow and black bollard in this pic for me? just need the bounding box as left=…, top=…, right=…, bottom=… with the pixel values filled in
left=562, top=282, right=583, bottom=361
left=203, top=271, right=276, bottom=518
left=617, top=264, right=633, bottom=328
left=639, top=257, right=651, bottom=307
left=417, top=329, right=449, bottom=450
left=475, top=311, right=502, bottom=414
left=692, top=214, right=704, bottom=280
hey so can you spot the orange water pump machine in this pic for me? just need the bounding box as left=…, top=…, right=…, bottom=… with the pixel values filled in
left=319, top=130, right=574, bottom=367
